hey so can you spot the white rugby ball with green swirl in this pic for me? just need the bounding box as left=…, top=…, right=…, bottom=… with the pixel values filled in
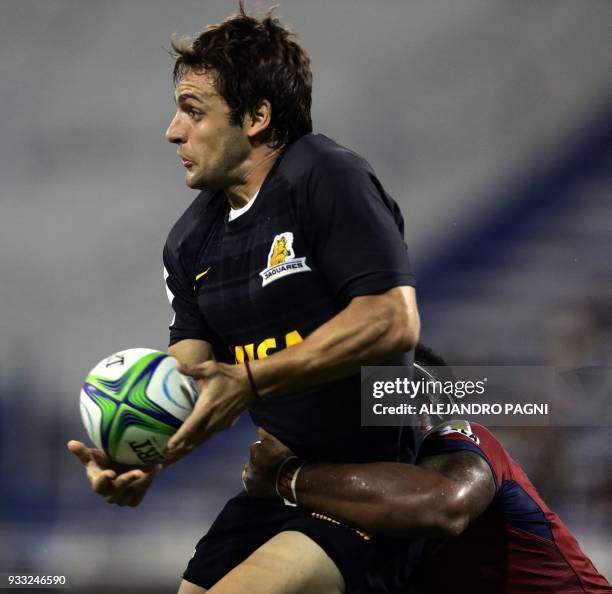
left=80, top=348, right=197, bottom=465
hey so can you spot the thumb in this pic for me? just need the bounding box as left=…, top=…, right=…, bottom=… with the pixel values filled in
left=258, top=428, right=280, bottom=444
left=166, top=413, right=201, bottom=455
left=67, top=440, right=92, bottom=466
left=257, top=427, right=272, bottom=440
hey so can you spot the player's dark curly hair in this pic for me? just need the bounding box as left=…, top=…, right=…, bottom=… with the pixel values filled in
left=415, top=343, right=447, bottom=368
left=170, top=2, right=313, bottom=147
left=413, top=343, right=457, bottom=435
left=415, top=343, right=456, bottom=382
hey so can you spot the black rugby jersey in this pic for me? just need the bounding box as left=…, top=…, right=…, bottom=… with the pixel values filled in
left=163, top=133, right=415, bottom=462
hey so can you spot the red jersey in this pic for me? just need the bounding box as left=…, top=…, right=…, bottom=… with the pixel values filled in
left=413, top=421, right=611, bottom=594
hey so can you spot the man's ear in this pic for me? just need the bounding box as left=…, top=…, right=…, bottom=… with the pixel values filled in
left=244, top=99, right=272, bottom=140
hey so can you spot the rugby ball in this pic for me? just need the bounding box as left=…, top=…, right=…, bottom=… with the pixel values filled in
left=80, top=348, right=197, bottom=465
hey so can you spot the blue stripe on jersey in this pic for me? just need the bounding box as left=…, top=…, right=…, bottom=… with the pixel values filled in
left=499, top=479, right=553, bottom=542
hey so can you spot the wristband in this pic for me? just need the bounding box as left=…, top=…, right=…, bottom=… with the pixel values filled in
left=290, top=463, right=304, bottom=506
left=276, top=457, right=302, bottom=506
left=275, top=456, right=298, bottom=499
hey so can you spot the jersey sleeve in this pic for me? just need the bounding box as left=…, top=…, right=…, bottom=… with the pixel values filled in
left=417, top=421, right=501, bottom=491
left=163, top=242, right=214, bottom=346
left=302, top=155, right=415, bottom=306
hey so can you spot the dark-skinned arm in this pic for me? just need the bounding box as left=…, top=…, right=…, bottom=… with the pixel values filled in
left=244, top=430, right=495, bottom=539
left=289, top=453, right=494, bottom=538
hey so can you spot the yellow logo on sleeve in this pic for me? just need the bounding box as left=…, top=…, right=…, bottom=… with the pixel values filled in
left=195, top=267, right=211, bottom=282
left=259, top=232, right=310, bottom=287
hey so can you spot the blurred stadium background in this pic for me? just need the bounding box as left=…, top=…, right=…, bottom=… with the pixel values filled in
left=1, top=1, right=611, bottom=591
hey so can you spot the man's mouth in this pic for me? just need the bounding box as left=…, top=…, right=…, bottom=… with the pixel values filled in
left=181, top=158, right=194, bottom=168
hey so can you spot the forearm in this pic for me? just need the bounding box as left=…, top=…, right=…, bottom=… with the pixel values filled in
left=251, top=286, right=419, bottom=397
left=169, top=338, right=214, bottom=390
left=279, top=461, right=461, bottom=538
left=164, top=339, right=213, bottom=463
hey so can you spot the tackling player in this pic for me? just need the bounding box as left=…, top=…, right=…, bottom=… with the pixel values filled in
left=244, top=344, right=612, bottom=593
left=68, top=5, right=420, bottom=594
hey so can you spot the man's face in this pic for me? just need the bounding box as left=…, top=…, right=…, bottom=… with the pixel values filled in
left=166, top=69, right=251, bottom=190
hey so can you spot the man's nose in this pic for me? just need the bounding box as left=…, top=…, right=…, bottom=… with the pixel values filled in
left=166, top=113, right=186, bottom=144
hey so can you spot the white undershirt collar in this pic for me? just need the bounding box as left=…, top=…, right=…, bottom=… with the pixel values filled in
left=228, top=190, right=259, bottom=222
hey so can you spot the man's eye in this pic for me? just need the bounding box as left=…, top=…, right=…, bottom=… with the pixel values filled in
left=187, top=108, right=202, bottom=119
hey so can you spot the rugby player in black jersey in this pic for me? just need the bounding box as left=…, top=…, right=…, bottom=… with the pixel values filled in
left=67, top=6, right=420, bottom=593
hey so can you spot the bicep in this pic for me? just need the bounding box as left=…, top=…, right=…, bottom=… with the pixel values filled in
left=349, top=286, right=419, bottom=331
left=419, top=451, right=496, bottom=522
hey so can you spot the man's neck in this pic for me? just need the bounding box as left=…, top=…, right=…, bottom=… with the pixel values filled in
left=225, top=144, right=283, bottom=209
